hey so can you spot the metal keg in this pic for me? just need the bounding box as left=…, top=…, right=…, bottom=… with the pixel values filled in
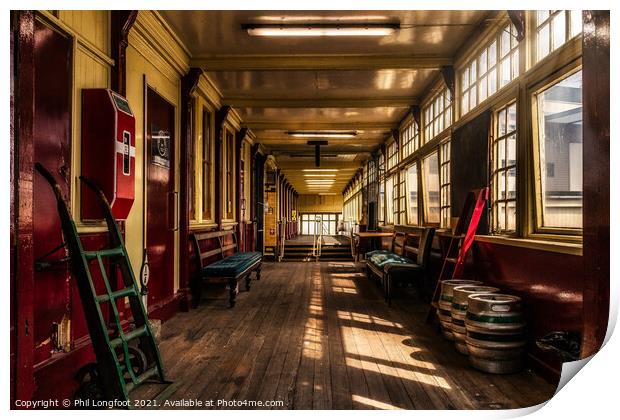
left=465, top=293, right=527, bottom=374
left=451, top=285, right=500, bottom=355
left=437, top=279, right=482, bottom=341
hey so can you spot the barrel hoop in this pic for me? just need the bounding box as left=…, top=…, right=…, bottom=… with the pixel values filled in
left=452, top=318, right=465, bottom=326
left=440, top=294, right=453, bottom=302
left=467, top=330, right=527, bottom=342
left=466, top=312, right=524, bottom=324
left=451, top=302, right=468, bottom=310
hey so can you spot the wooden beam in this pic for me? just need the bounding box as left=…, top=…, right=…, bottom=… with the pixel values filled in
left=110, top=10, right=138, bottom=95
left=441, top=65, right=456, bottom=101
left=507, top=11, right=526, bottom=42
left=244, top=121, right=395, bottom=131
left=192, top=54, right=452, bottom=71
left=225, top=97, right=418, bottom=108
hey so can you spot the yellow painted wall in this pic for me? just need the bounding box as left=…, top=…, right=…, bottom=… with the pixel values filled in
left=298, top=194, right=344, bottom=213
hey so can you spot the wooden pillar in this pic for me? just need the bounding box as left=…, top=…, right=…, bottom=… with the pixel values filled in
left=110, top=11, right=138, bottom=95
left=12, top=10, right=36, bottom=404
left=178, top=67, right=202, bottom=311
left=581, top=10, right=610, bottom=358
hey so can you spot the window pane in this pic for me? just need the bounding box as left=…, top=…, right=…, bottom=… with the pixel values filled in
left=202, top=110, right=211, bottom=220
left=488, top=41, right=497, bottom=67
left=538, top=24, right=550, bottom=60
left=536, top=71, right=583, bottom=229
left=537, top=10, right=550, bottom=25
left=501, top=28, right=510, bottom=57
left=488, top=68, right=497, bottom=96
left=423, top=153, right=440, bottom=223
left=500, top=58, right=510, bottom=88
left=570, top=10, right=583, bottom=37
left=552, top=11, right=566, bottom=50
left=406, top=165, right=418, bottom=225
left=386, top=177, right=394, bottom=224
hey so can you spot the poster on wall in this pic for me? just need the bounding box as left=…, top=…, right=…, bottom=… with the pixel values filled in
left=151, top=128, right=171, bottom=168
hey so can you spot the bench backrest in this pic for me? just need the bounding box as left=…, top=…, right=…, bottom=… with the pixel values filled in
left=191, top=229, right=238, bottom=271
left=403, top=228, right=435, bottom=267
left=392, top=232, right=407, bottom=255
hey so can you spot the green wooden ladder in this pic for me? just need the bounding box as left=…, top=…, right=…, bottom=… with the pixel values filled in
left=35, top=163, right=176, bottom=407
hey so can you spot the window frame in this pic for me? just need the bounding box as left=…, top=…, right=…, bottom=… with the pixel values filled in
left=222, top=126, right=236, bottom=222
left=534, top=10, right=583, bottom=64
left=405, top=162, right=419, bottom=226
left=529, top=63, right=583, bottom=238
left=490, top=100, right=518, bottom=235
left=422, top=87, right=453, bottom=144
left=459, top=22, right=520, bottom=118
left=421, top=150, right=441, bottom=226
left=439, top=139, right=451, bottom=229
left=190, top=98, right=216, bottom=227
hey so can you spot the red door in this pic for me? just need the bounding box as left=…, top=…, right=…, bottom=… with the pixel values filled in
left=146, top=88, right=176, bottom=309
left=32, top=20, right=72, bottom=364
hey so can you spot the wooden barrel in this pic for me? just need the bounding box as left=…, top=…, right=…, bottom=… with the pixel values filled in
left=450, top=286, right=500, bottom=355
left=437, top=279, right=482, bottom=341
left=465, top=293, right=527, bottom=374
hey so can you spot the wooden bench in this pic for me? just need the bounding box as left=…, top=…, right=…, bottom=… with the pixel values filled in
left=191, top=229, right=262, bottom=308
left=365, top=228, right=435, bottom=305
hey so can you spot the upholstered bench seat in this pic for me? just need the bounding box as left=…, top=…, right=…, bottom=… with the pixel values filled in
left=203, top=252, right=262, bottom=278
left=366, top=249, right=416, bottom=269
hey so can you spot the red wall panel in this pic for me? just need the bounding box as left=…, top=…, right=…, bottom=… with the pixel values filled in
left=473, top=242, right=583, bottom=380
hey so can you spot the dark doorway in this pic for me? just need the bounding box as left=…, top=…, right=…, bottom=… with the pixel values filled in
left=146, top=88, right=176, bottom=308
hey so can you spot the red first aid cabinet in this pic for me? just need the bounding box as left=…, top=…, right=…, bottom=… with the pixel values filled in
left=81, top=89, right=136, bottom=220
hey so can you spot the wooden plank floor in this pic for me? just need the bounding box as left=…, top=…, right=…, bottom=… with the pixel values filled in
left=158, top=262, right=556, bottom=409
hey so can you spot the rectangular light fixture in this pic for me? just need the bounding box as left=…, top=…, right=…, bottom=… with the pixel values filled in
left=302, top=169, right=338, bottom=172
left=288, top=131, right=358, bottom=138
left=304, top=174, right=337, bottom=177
left=243, top=23, right=399, bottom=37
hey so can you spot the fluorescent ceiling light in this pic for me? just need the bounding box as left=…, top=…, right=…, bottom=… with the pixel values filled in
left=288, top=131, right=358, bottom=138
left=302, top=169, right=339, bottom=172
left=304, top=174, right=337, bottom=177
left=244, top=24, right=399, bottom=37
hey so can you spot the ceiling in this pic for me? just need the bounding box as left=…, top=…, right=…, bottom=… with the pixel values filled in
left=160, top=10, right=489, bottom=194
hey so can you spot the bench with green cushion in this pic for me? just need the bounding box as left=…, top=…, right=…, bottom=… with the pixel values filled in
left=365, top=228, right=435, bottom=305
left=191, top=230, right=262, bottom=308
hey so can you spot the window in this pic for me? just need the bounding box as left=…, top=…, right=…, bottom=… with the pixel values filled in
left=499, top=24, right=520, bottom=89
left=202, top=109, right=212, bottom=221
left=423, top=88, right=452, bottom=142
left=536, top=11, right=582, bottom=63
left=386, top=140, right=398, bottom=170
left=439, top=141, right=451, bottom=229
left=461, top=23, right=520, bottom=115
left=491, top=102, right=517, bottom=233
left=533, top=70, right=582, bottom=230
left=224, top=129, right=235, bottom=220
left=386, top=175, right=394, bottom=225
left=422, top=152, right=440, bottom=224
left=406, top=164, right=418, bottom=225
left=400, top=118, right=420, bottom=158
left=378, top=179, right=385, bottom=225
left=397, top=169, right=406, bottom=225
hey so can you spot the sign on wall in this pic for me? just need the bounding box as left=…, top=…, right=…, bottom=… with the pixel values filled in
left=151, top=129, right=170, bottom=168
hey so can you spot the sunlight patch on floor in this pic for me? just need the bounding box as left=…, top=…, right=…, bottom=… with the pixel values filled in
left=303, top=271, right=324, bottom=359
left=352, top=394, right=403, bottom=410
